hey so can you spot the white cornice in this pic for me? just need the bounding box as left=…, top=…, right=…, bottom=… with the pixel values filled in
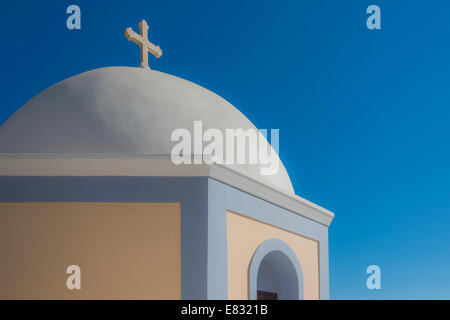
left=0, top=154, right=334, bottom=226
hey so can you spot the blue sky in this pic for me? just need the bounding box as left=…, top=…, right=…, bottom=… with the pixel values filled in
left=1, top=1, right=449, bottom=299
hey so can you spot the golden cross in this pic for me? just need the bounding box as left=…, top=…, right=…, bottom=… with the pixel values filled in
left=125, top=19, right=162, bottom=69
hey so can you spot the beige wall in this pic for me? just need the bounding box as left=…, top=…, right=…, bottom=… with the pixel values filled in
left=0, top=202, right=180, bottom=299
left=227, top=211, right=320, bottom=299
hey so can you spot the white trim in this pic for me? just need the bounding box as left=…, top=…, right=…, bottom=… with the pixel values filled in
left=0, top=154, right=334, bottom=226
left=248, top=238, right=304, bottom=300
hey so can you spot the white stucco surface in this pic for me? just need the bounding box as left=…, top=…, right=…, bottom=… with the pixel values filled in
left=0, top=67, right=294, bottom=193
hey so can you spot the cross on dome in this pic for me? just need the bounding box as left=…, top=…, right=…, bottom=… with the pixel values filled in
left=125, top=19, right=162, bottom=69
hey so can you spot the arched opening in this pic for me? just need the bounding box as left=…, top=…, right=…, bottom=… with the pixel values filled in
left=249, top=239, right=304, bottom=300
left=256, top=250, right=299, bottom=300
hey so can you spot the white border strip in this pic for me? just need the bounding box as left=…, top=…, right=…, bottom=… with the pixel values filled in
left=0, top=154, right=334, bottom=226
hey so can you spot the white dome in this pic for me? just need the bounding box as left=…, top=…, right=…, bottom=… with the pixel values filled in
left=0, top=67, right=294, bottom=193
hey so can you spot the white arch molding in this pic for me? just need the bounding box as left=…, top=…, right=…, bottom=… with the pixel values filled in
left=248, top=238, right=304, bottom=300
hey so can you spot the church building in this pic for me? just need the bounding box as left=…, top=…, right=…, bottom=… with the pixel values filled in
left=0, top=20, right=334, bottom=300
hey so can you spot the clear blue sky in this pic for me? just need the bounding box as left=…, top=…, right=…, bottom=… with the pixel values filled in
left=1, top=1, right=449, bottom=299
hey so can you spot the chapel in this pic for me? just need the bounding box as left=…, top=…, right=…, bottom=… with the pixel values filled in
left=0, top=20, right=333, bottom=300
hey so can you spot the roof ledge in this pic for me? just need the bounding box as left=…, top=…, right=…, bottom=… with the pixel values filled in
left=0, top=154, right=334, bottom=226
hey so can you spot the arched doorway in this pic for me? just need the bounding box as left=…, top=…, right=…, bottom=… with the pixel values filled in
left=249, top=239, right=304, bottom=300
